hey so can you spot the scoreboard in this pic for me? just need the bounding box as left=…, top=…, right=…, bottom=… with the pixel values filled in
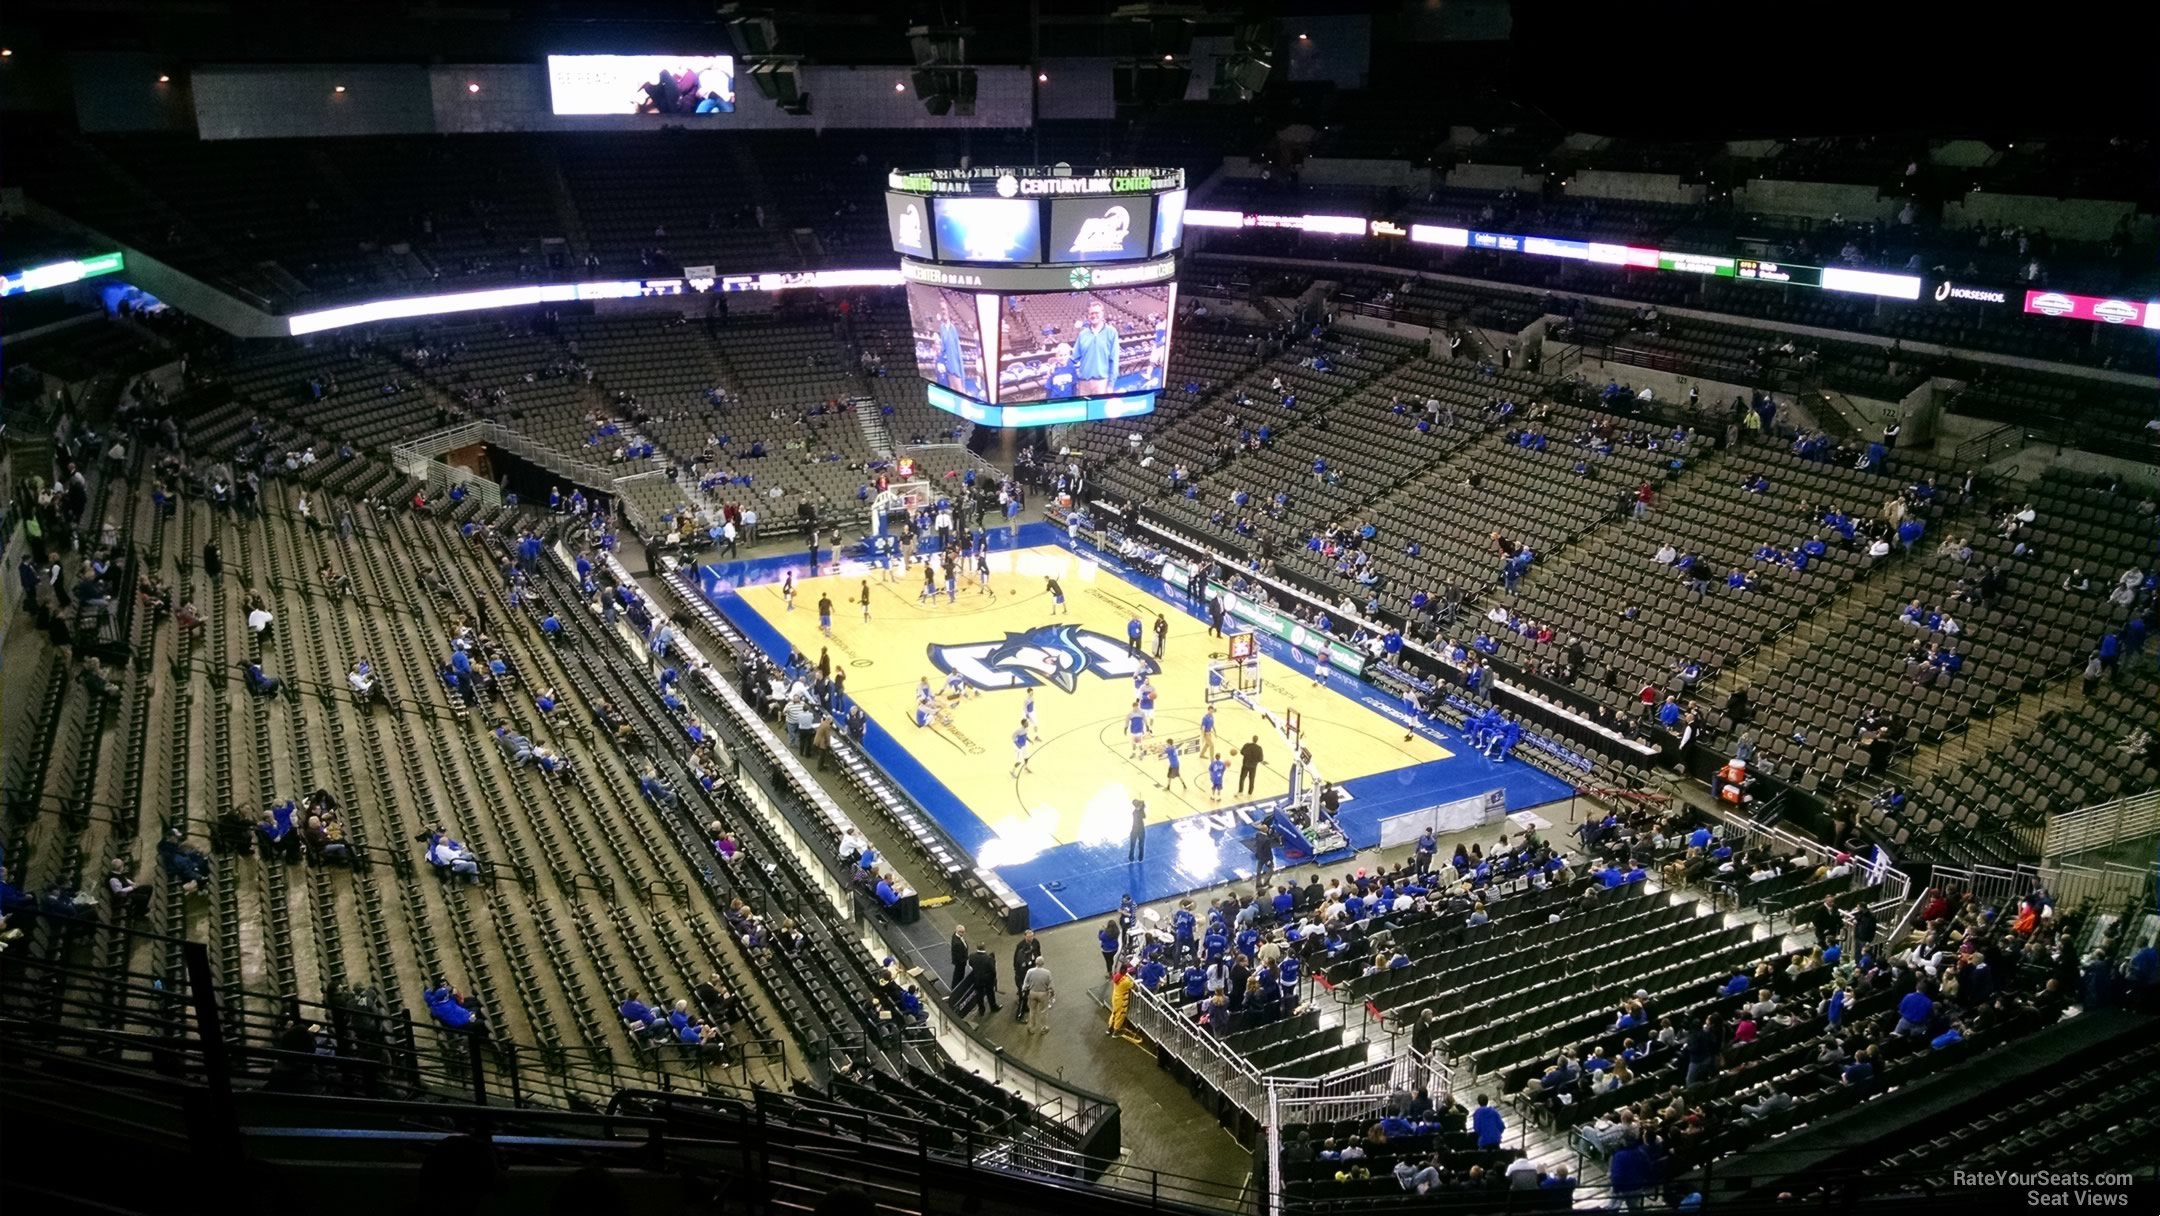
left=888, top=166, right=1188, bottom=428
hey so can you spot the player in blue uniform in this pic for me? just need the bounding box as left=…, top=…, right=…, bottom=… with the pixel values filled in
left=1139, top=679, right=1158, bottom=733
left=817, top=594, right=833, bottom=637
left=1208, top=755, right=1228, bottom=803
left=1161, top=738, right=1188, bottom=792
left=1023, top=688, right=1040, bottom=740
left=1011, top=721, right=1033, bottom=776
left=1046, top=576, right=1067, bottom=614
left=944, top=668, right=975, bottom=702
left=1126, top=701, right=1147, bottom=758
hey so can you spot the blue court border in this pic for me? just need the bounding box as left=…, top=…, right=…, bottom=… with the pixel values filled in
left=701, top=522, right=1574, bottom=927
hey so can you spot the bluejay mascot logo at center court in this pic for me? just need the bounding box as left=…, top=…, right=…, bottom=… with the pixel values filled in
left=929, top=624, right=1158, bottom=693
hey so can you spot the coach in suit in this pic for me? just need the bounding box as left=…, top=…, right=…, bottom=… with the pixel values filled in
left=949, top=926, right=970, bottom=990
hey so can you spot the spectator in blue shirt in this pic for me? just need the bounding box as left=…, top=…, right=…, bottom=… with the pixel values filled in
left=1895, top=985, right=1934, bottom=1035
left=1470, top=1094, right=1504, bottom=1148
left=426, top=983, right=479, bottom=1031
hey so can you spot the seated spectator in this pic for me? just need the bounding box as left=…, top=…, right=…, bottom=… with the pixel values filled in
left=425, top=982, right=481, bottom=1031
left=347, top=657, right=381, bottom=704
left=422, top=829, right=481, bottom=882
left=247, top=602, right=275, bottom=643
left=105, top=857, right=154, bottom=918
left=618, top=994, right=666, bottom=1039
left=304, top=813, right=352, bottom=866
left=242, top=661, right=284, bottom=698
left=79, top=658, right=120, bottom=701
left=492, top=724, right=535, bottom=766
left=156, top=829, right=213, bottom=894
left=258, top=800, right=303, bottom=863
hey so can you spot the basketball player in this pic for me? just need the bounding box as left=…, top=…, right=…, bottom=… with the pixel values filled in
left=975, top=547, right=992, bottom=594
left=1010, top=720, right=1033, bottom=777
left=1139, top=678, right=1158, bottom=734
left=918, top=562, right=936, bottom=604
left=1126, top=700, right=1147, bottom=758
left=1161, top=737, right=1188, bottom=792
left=944, top=668, right=975, bottom=702
left=817, top=593, right=833, bottom=637
left=1046, top=576, right=1067, bottom=615
left=1200, top=704, right=1217, bottom=758
left=781, top=570, right=795, bottom=611
left=1312, top=646, right=1330, bottom=689
left=1208, top=754, right=1228, bottom=803
left=860, top=580, right=872, bottom=621
left=943, top=555, right=958, bottom=604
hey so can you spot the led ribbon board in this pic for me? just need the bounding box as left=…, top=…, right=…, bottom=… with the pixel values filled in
left=1, top=251, right=126, bottom=297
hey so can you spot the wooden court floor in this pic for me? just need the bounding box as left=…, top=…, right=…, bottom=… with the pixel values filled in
left=732, top=545, right=1451, bottom=860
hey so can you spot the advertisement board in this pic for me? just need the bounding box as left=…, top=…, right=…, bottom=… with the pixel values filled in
left=899, top=256, right=1176, bottom=293
left=1820, top=267, right=1922, bottom=300
left=931, top=197, right=1043, bottom=263
left=1930, top=280, right=2009, bottom=305
left=1047, top=196, right=1154, bottom=263
left=0, top=251, right=125, bottom=297
left=1735, top=258, right=1819, bottom=287
left=2023, top=290, right=2157, bottom=327
left=545, top=54, right=734, bottom=115
left=924, top=384, right=1156, bottom=428
left=1159, top=560, right=1369, bottom=677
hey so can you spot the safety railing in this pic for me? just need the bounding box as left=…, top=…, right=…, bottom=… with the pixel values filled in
left=1727, top=813, right=1911, bottom=912
left=611, top=1088, right=1242, bottom=1213
left=1121, top=981, right=1265, bottom=1117
left=1951, top=419, right=2030, bottom=467
left=1929, top=857, right=2157, bottom=917
left=2044, top=789, right=2160, bottom=863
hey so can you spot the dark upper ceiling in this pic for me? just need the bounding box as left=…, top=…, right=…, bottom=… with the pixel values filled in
left=0, top=0, right=2145, bottom=142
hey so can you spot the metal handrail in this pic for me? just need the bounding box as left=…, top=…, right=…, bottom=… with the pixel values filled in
left=2044, top=789, right=2160, bottom=862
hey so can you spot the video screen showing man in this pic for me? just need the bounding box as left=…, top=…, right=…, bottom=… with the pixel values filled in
left=906, top=283, right=990, bottom=399
left=1073, top=301, right=1120, bottom=397
left=996, top=286, right=1174, bottom=405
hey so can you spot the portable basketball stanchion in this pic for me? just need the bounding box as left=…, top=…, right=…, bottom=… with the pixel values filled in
left=1206, top=631, right=1263, bottom=705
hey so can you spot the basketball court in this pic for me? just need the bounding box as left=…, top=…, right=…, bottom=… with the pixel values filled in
left=699, top=523, right=1574, bottom=927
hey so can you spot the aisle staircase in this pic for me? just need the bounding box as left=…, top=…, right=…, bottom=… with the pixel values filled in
left=855, top=397, right=895, bottom=460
